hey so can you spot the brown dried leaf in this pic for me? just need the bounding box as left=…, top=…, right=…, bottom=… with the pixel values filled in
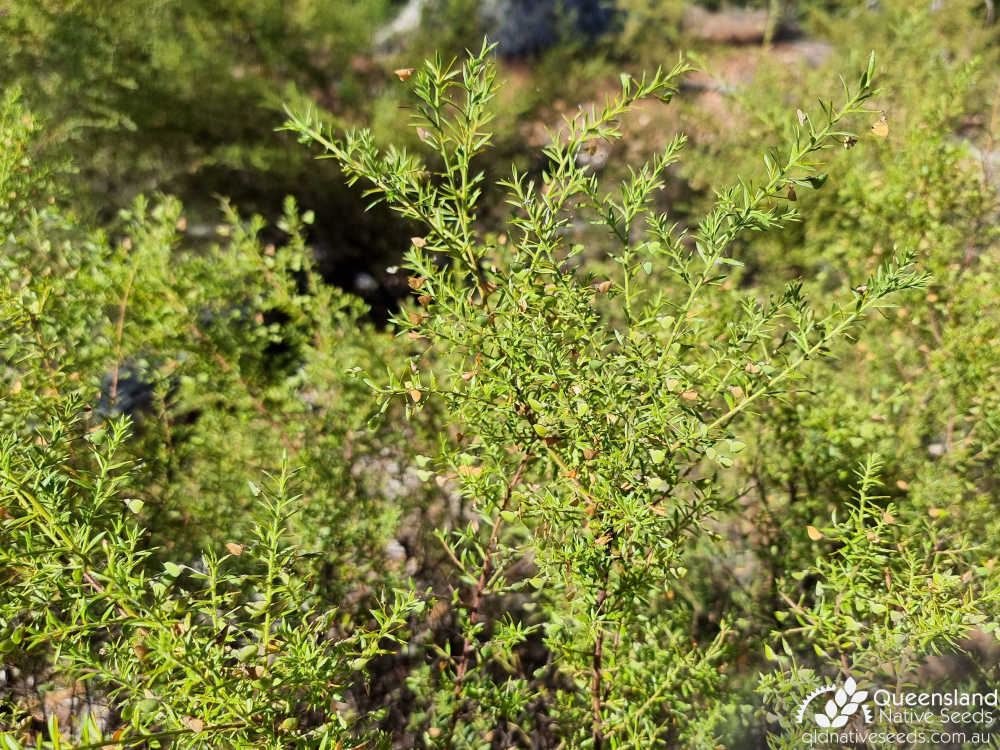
left=181, top=716, right=205, bottom=733
left=871, top=113, right=888, bottom=138
left=594, top=280, right=613, bottom=294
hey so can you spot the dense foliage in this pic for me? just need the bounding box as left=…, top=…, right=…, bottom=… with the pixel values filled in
left=1, top=1, right=999, bottom=748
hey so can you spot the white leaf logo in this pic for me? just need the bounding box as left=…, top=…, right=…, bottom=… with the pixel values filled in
left=796, top=670, right=872, bottom=728
left=825, top=699, right=838, bottom=718
left=812, top=675, right=868, bottom=728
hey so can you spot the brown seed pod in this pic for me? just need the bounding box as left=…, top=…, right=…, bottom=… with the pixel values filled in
left=871, top=112, right=888, bottom=138
left=594, top=280, right=613, bottom=294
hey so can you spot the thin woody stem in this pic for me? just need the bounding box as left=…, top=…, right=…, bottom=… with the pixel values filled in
left=443, top=452, right=531, bottom=749
left=591, top=564, right=611, bottom=750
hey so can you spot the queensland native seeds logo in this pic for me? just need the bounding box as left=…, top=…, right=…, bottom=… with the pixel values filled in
left=796, top=675, right=873, bottom=728
left=788, top=666, right=997, bottom=746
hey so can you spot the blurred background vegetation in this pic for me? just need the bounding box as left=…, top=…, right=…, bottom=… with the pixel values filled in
left=10, top=0, right=992, bottom=314
left=1, top=0, right=999, bottom=747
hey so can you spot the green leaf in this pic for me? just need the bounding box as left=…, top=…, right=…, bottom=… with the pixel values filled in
left=163, top=562, right=182, bottom=577
left=234, top=644, right=259, bottom=662
left=647, top=477, right=669, bottom=492
left=805, top=173, right=828, bottom=189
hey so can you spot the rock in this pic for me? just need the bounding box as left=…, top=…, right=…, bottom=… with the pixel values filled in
left=376, top=0, right=616, bottom=56
left=683, top=6, right=783, bottom=45
left=385, top=538, right=407, bottom=562
left=353, top=271, right=379, bottom=295
left=484, top=0, right=616, bottom=56
left=374, top=0, right=429, bottom=48
left=96, top=364, right=157, bottom=418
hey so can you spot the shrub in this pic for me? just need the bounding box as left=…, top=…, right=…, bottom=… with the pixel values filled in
left=281, top=42, right=961, bottom=748
left=3, top=22, right=999, bottom=749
